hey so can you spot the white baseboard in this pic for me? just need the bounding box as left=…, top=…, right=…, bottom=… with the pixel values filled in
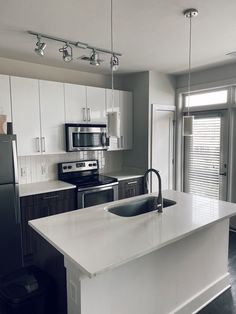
left=172, top=273, right=230, bottom=314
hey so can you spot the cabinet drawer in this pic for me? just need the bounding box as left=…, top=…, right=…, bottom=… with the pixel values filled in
left=118, top=177, right=144, bottom=200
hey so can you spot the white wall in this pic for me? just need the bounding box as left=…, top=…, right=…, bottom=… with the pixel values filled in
left=18, top=151, right=123, bottom=184
left=0, top=56, right=124, bottom=89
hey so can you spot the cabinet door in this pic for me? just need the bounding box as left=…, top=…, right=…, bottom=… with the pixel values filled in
left=11, top=77, right=41, bottom=156
left=0, top=75, right=12, bottom=132
left=120, top=91, right=133, bottom=150
left=86, top=86, right=106, bottom=123
left=118, top=177, right=144, bottom=200
left=39, top=80, right=66, bottom=154
left=106, top=89, right=120, bottom=151
left=64, top=83, right=87, bottom=123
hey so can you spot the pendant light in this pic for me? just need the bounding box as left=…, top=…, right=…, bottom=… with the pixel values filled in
left=183, top=8, right=198, bottom=136
left=107, top=0, right=121, bottom=138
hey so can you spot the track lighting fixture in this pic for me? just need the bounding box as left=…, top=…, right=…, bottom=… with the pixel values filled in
left=90, top=50, right=101, bottom=66
left=59, top=43, right=73, bottom=62
left=28, top=30, right=122, bottom=68
left=34, top=35, right=46, bottom=56
left=110, top=54, right=119, bottom=71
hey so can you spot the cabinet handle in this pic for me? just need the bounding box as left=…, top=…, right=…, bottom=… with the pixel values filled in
left=42, top=195, right=59, bottom=200
left=41, top=137, right=46, bottom=153
left=36, top=137, right=40, bottom=152
left=87, top=108, right=91, bottom=121
left=127, top=181, right=138, bottom=185
left=82, top=108, right=87, bottom=121
left=121, top=135, right=124, bottom=148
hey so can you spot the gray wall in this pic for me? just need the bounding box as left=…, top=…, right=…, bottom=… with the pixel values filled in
left=121, top=71, right=176, bottom=172
left=149, top=71, right=176, bottom=106
left=0, top=56, right=124, bottom=89
left=176, top=62, right=236, bottom=89
left=122, top=72, right=150, bottom=171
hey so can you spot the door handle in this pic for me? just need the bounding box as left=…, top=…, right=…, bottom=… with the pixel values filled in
left=219, top=172, right=227, bottom=176
left=82, top=108, right=87, bottom=121
left=36, top=137, right=40, bottom=152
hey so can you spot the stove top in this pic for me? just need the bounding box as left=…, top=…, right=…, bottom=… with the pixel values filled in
left=58, top=160, right=118, bottom=189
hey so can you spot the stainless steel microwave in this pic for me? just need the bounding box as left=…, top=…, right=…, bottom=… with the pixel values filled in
left=65, top=123, right=109, bottom=151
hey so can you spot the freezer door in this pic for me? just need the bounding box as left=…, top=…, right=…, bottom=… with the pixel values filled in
left=0, top=184, right=22, bottom=277
left=0, top=136, right=17, bottom=185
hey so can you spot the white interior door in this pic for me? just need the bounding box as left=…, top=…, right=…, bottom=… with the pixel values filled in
left=151, top=106, right=174, bottom=192
left=39, top=80, right=66, bottom=154
left=184, top=111, right=228, bottom=201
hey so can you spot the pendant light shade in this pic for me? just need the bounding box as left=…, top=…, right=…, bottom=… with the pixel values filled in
left=183, top=115, right=194, bottom=136
left=107, top=111, right=121, bottom=137
left=182, top=8, right=198, bottom=136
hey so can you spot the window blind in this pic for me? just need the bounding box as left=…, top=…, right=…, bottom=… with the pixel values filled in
left=184, top=115, right=222, bottom=199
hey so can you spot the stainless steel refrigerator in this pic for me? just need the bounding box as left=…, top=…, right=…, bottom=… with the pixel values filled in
left=0, top=134, right=23, bottom=278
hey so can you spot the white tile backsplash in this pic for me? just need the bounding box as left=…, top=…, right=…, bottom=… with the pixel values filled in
left=18, top=151, right=123, bottom=184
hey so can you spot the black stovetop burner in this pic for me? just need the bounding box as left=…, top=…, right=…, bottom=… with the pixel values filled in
left=58, top=159, right=117, bottom=189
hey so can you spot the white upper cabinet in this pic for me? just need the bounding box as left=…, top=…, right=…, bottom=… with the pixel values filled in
left=106, top=89, right=133, bottom=151
left=120, top=91, right=133, bottom=150
left=11, top=77, right=41, bottom=156
left=0, top=75, right=12, bottom=124
left=64, top=84, right=87, bottom=123
left=86, top=86, right=106, bottom=123
left=39, top=80, right=65, bottom=154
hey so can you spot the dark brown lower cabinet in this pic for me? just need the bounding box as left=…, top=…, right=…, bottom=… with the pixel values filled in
left=20, top=189, right=76, bottom=263
left=118, top=177, right=144, bottom=200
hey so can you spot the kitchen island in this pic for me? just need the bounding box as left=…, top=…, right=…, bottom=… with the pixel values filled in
left=29, top=190, right=236, bottom=314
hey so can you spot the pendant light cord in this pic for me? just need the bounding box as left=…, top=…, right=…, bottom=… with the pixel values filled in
left=187, top=16, right=192, bottom=116
left=111, top=0, right=114, bottom=113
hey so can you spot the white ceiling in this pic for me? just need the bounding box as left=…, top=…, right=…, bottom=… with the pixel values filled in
left=1, top=0, right=236, bottom=75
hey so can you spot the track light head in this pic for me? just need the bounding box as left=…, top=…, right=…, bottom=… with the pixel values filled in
left=35, top=36, right=46, bottom=56
left=59, top=43, right=73, bottom=62
left=110, top=54, right=119, bottom=71
left=90, top=50, right=100, bottom=66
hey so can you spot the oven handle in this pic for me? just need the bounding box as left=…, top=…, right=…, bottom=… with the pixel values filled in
left=77, top=182, right=118, bottom=192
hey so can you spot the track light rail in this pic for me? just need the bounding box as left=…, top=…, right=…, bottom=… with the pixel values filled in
left=28, top=30, right=122, bottom=57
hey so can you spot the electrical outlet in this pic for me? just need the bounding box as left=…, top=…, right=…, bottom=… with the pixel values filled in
left=20, top=167, right=27, bottom=178
left=41, top=163, right=48, bottom=176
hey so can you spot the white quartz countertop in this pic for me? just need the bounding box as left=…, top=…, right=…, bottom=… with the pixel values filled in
left=19, top=180, right=76, bottom=197
left=29, top=190, right=236, bottom=278
left=104, top=171, right=143, bottom=181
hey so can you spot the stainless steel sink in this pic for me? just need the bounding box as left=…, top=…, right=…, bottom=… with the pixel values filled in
left=107, top=196, right=176, bottom=217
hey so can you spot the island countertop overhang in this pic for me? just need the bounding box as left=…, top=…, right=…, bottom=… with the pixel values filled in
left=29, top=190, right=236, bottom=278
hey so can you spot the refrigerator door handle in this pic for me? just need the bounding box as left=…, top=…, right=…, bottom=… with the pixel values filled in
left=12, top=140, right=19, bottom=184
left=14, top=185, right=21, bottom=225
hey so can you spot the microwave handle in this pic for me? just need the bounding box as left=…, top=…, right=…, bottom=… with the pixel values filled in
left=101, top=133, right=107, bottom=146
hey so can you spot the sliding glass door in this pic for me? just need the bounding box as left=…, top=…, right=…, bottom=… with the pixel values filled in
left=184, top=110, right=228, bottom=200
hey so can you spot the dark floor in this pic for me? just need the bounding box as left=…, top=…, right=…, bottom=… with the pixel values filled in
left=198, top=231, right=236, bottom=314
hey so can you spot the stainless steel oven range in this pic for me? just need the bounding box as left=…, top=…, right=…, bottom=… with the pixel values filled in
left=58, top=160, right=118, bottom=209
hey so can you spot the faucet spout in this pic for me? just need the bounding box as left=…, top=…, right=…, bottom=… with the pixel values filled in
left=143, top=168, right=163, bottom=213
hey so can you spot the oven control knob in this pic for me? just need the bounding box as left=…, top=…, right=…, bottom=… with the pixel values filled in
left=63, top=166, right=68, bottom=170
left=89, top=163, right=92, bottom=167
left=93, top=163, right=96, bottom=166
left=68, top=166, right=72, bottom=169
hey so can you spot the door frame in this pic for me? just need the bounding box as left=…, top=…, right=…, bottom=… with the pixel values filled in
left=149, top=104, right=176, bottom=192
left=183, top=109, right=229, bottom=201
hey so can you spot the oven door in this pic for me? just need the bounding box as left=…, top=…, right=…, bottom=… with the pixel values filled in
left=77, top=183, right=118, bottom=209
